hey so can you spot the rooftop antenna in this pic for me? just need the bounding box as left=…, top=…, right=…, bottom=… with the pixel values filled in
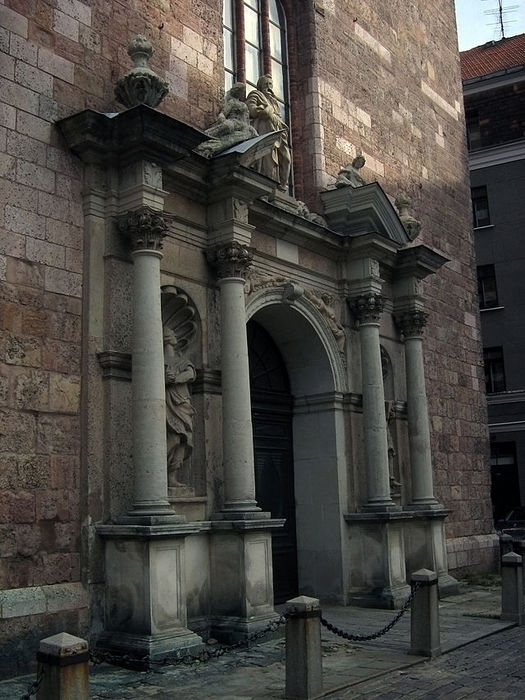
left=482, top=0, right=519, bottom=41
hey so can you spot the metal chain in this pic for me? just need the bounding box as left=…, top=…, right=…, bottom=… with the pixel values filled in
left=320, top=581, right=421, bottom=642
left=89, top=613, right=288, bottom=670
left=20, top=665, right=45, bottom=700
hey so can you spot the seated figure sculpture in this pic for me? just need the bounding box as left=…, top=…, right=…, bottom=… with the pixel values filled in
left=335, top=154, right=367, bottom=188
left=195, top=82, right=258, bottom=158
left=246, top=74, right=291, bottom=190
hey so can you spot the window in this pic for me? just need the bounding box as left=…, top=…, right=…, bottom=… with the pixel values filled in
left=222, top=0, right=289, bottom=122
left=471, top=186, right=491, bottom=228
left=477, top=264, right=499, bottom=309
left=484, top=347, right=506, bottom=393
left=466, top=110, right=481, bottom=150
left=490, top=442, right=519, bottom=522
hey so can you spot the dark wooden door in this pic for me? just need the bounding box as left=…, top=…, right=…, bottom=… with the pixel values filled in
left=248, top=321, right=298, bottom=603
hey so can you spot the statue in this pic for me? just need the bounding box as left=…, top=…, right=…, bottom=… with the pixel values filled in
left=195, top=83, right=258, bottom=158
left=164, top=329, right=196, bottom=488
left=385, top=400, right=401, bottom=495
left=246, top=74, right=291, bottom=190
left=395, top=194, right=422, bottom=241
left=335, top=155, right=367, bottom=188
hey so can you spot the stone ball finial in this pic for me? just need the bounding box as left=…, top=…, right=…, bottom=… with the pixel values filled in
left=395, top=193, right=422, bottom=241
left=114, top=34, right=168, bottom=109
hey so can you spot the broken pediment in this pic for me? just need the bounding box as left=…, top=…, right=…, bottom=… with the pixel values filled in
left=320, top=182, right=413, bottom=245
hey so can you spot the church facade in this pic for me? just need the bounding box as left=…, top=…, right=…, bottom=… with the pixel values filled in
left=0, top=0, right=496, bottom=675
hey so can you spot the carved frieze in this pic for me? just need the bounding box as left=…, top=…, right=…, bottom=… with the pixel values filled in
left=349, top=293, right=385, bottom=324
left=118, top=206, right=167, bottom=252
left=207, top=241, right=254, bottom=279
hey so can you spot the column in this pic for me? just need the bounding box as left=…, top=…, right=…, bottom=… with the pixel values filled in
left=118, top=206, right=178, bottom=520
left=208, top=242, right=260, bottom=513
left=350, top=293, right=396, bottom=510
left=397, top=310, right=439, bottom=508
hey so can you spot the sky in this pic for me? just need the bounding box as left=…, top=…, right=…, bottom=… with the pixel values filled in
left=455, top=0, right=525, bottom=50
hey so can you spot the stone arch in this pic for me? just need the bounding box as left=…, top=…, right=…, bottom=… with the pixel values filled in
left=245, top=287, right=349, bottom=602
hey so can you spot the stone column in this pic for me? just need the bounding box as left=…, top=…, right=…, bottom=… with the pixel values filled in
left=397, top=310, right=439, bottom=508
left=118, top=206, right=178, bottom=520
left=208, top=242, right=259, bottom=514
left=350, top=293, right=396, bottom=510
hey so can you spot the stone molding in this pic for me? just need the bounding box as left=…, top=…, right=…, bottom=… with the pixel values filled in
left=349, top=293, right=385, bottom=324
left=396, top=309, right=428, bottom=338
left=118, top=206, right=167, bottom=252
left=207, top=242, right=253, bottom=279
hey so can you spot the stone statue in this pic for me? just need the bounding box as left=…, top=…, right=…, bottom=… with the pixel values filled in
left=385, top=400, right=401, bottom=495
left=164, top=328, right=196, bottom=488
left=246, top=74, right=291, bottom=190
left=195, top=83, right=258, bottom=158
left=335, top=155, right=366, bottom=188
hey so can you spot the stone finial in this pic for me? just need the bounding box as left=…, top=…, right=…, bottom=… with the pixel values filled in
left=395, top=194, right=421, bottom=241
left=335, top=155, right=366, bottom=188
left=115, top=35, right=168, bottom=109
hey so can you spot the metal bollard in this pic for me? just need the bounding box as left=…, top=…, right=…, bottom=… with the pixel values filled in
left=285, top=595, right=323, bottom=700
left=410, top=568, right=441, bottom=657
left=501, top=551, right=524, bottom=624
left=36, top=632, right=90, bottom=700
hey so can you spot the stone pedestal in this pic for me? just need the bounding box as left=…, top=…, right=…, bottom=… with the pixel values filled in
left=345, top=512, right=410, bottom=608
left=410, top=569, right=441, bottom=657
left=96, top=523, right=203, bottom=662
left=209, top=520, right=284, bottom=642
left=285, top=596, right=323, bottom=700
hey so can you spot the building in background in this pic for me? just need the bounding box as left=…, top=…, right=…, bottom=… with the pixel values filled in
left=461, top=34, right=525, bottom=522
left=0, top=0, right=495, bottom=677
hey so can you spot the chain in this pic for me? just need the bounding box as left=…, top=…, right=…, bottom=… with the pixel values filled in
left=89, top=613, right=288, bottom=670
left=320, top=581, right=421, bottom=642
left=20, top=665, right=45, bottom=700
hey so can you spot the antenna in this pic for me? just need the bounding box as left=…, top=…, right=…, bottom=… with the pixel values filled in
left=482, top=0, right=519, bottom=40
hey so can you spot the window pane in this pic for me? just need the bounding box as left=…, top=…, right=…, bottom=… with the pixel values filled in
left=484, top=347, right=506, bottom=393
left=477, top=264, right=498, bottom=309
left=271, top=59, right=284, bottom=100
left=269, top=0, right=280, bottom=24
left=472, top=186, right=490, bottom=227
left=225, top=70, right=234, bottom=93
left=223, top=28, right=234, bottom=72
left=245, top=0, right=258, bottom=9
left=244, top=6, right=260, bottom=46
left=223, top=0, right=233, bottom=29
left=245, top=43, right=261, bottom=85
left=269, top=22, right=283, bottom=62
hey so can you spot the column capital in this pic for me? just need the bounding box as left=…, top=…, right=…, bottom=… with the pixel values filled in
left=396, top=309, right=428, bottom=338
left=207, top=241, right=253, bottom=279
left=349, top=293, right=385, bottom=324
left=118, top=206, right=167, bottom=252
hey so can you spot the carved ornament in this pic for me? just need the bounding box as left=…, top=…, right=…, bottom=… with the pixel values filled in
left=245, top=272, right=288, bottom=295
left=304, top=288, right=346, bottom=352
left=349, top=293, right=385, bottom=324
left=394, top=194, right=421, bottom=241
left=118, top=206, right=167, bottom=252
left=114, top=35, right=169, bottom=109
left=207, top=242, right=253, bottom=279
left=395, top=309, right=428, bottom=338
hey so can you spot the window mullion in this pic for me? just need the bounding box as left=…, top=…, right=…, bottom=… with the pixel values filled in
left=260, top=0, right=271, bottom=75
left=235, top=0, right=246, bottom=83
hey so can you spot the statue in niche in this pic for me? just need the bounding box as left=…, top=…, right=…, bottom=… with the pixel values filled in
left=385, top=400, right=401, bottom=495
left=164, top=329, right=196, bottom=488
left=335, top=155, right=367, bottom=188
left=246, top=74, right=291, bottom=190
left=195, top=82, right=258, bottom=158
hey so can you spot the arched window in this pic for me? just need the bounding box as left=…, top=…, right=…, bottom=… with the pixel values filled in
left=223, top=0, right=289, bottom=123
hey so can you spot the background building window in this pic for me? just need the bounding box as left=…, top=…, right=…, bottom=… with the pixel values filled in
left=484, top=346, right=506, bottom=393
left=222, top=0, right=289, bottom=122
left=471, top=186, right=491, bottom=228
left=490, top=442, right=520, bottom=522
left=477, top=264, right=499, bottom=309
left=466, top=110, right=481, bottom=150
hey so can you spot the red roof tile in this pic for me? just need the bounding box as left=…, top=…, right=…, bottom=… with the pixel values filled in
left=460, top=33, right=525, bottom=80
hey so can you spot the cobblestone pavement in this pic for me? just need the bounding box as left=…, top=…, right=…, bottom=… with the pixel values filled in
left=1, top=584, right=518, bottom=700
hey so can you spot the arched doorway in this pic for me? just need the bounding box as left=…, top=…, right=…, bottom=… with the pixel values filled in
left=248, top=319, right=298, bottom=603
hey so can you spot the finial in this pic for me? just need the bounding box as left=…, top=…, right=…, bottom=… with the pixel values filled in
left=395, top=194, right=421, bottom=241
left=114, top=35, right=168, bottom=109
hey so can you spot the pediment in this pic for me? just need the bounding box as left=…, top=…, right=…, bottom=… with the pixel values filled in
left=320, top=182, right=412, bottom=245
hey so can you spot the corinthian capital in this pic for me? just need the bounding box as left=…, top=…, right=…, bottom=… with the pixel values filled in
left=118, top=206, right=167, bottom=252
left=395, top=309, right=428, bottom=338
left=207, top=242, right=253, bottom=279
left=349, top=293, right=385, bottom=324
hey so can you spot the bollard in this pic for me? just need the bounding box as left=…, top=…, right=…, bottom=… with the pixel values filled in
left=501, top=551, right=524, bottom=624
left=410, top=568, right=441, bottom=657
left=36, top=632, right=90, bottom=700
left=285, top=595, right=323, bottom=700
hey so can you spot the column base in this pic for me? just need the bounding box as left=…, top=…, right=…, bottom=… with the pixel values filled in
left=221, top=499, right=262, bottom=513
left=95, top=628, right=204, bottom=669
left=124, top=499, right=186, bottom=524
left=407, top=499, right=443, bottom=511
left=209, top=612, right=282, bottom=645
left=362, top=501, right=402, bottom=513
